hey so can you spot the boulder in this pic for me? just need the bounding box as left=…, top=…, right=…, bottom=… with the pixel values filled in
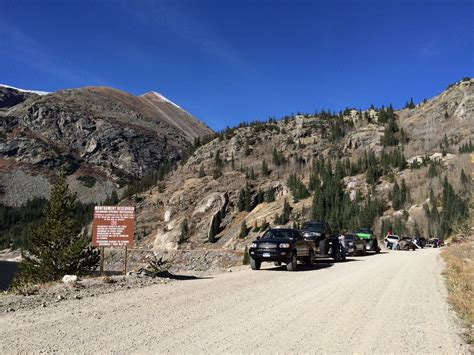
left=62, top=275, right=78, bottom=284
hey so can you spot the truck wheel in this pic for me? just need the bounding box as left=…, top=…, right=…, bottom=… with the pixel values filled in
left=286, top=252, right=298, bottom=271
left=304, top=250, right=314, bottom=266
left=319, top=239, right=326, bottom=255
left=250, top=258, right=261, bottom=270
left=340, top=247, right=347, bottom=261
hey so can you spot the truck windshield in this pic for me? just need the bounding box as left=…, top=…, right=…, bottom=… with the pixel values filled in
left=302, top=222, right=324, bottom=232
left=261, top=230, right=294, bottom=239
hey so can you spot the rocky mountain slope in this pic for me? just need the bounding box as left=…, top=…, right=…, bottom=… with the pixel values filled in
left=123, top=78, right=473, bottom=271
left=0, top=85, right=48, bottom=109
left=0, top=85, right=212, bottom=206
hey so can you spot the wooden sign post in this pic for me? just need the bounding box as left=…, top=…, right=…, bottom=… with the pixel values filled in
left=92, top=206, right=135, bottom=276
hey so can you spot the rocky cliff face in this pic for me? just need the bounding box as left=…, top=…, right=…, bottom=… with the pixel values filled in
left=124, top=79, right=473, bottom=271
left=0, top=86, right=212, bottom=206
left=398, top=79, right=474, bottom=156
left=0, top=86, right=38, bottom=108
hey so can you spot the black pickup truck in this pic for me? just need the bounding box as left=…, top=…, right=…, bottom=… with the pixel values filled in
left=300, top=221, right=346, bottom=262
left=248, top=228, right=314, bottom=271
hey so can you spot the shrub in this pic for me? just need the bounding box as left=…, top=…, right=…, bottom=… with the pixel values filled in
left=239, top=220, right=249, bottom=238
left=242, top=246, right=250, bottom=265
left=12, top=171, right=99, bottom=288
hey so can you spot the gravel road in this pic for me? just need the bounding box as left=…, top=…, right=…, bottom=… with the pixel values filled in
left=0, top=248, right=467, bottom=353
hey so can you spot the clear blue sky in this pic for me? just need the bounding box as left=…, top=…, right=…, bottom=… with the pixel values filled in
left=1, top=0, right=473, bottom=130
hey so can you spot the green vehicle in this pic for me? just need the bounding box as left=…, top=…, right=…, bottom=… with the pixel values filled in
left=355, top=228, right=380, bottom=253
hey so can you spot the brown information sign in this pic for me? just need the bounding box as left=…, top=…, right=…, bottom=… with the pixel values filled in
left=92, top=206, right=135, bottom=247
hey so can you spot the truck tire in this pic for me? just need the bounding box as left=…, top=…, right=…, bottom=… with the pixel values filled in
left=319, top=239, right=326, bottom=255
left=304, top=250, right=314, bottom=266
left=286, top=252, right=298, bottom=271
left=340, top=247, right=347, bottom=261
left=333, top=246, right=341, bottom=261
left=250, top=258, right=261, bottom=270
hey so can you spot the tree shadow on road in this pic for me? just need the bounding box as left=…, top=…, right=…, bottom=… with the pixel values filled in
left=155, top=270, right=213, bottom=280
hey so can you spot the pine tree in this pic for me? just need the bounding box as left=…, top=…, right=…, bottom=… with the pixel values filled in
left=260, top=219, right=269, bottom=231
left=272, top=148, right=284, bottom=166
left=13, top=171, right=99, bottom=286
left=261, top=160, right=269, bottom=176
left=308, top=172, right=320, bottom=191
left=265, top=188, right=276, bottom=203
left=275, top=199, right=292, bottom=225
left=247, top=167, right=256, bottom=180
left=198, top=165, right=205, bottom=178
left=392, top=181, right=401, bottom=210
left=106, top=190, right=119, bottom=205
left=244, top=184, right=253, bottom=212
left=460, top=168, right=470, bottom=187
left=179, top=218, right=189, bottom=244
left=287, top=174, right=310, bottom=200
left=238, top=189, right=246, bottom=212
left=252, top=221, right=260, bottom=232
left=242, top=246, right=250, bottom=265
left=213, top=150, right=223, bottom=179
left=231, top=153, right=235, bottom=170
left=239, top=220, right=249, bottom=238
left=400, top=178, right=409, bottom=205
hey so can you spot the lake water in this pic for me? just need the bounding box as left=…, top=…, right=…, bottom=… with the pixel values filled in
left=0, top=261, right=19, bottom=291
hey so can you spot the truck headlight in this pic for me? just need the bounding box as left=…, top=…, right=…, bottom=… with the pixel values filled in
left=251, top=243, right=258, bottom=248
left=314, top=233, right=321, bottom=237
left=279, top=243, right=290, bottom=248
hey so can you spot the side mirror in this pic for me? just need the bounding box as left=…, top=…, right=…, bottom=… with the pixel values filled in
left=256, top=236, right=261, bottom=240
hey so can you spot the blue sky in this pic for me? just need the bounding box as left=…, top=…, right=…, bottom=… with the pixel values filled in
left=1, top=0, right=473, bottom=130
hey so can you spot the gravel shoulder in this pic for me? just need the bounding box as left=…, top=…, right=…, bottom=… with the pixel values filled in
left=0, top=248, right=467, bottom=353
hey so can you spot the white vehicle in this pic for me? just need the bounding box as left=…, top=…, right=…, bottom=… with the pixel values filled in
left=384, top=234, right=400, bottom=249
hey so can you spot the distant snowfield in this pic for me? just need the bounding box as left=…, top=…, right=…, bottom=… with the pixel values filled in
left=0, top=84, right=50, bottom=95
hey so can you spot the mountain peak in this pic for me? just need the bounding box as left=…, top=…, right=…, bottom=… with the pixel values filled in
left=140, top=91, right=182, bottom=109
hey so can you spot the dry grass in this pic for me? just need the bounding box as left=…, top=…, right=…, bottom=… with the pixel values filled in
left=441, top=236, right=474, bottom=344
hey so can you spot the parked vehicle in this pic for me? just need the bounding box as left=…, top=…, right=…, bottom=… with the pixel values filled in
left=248, top=228, right=314, bottom=271
left=355, top=228, right=380, bottom=253
left=414, top=237, right=427, bottom=248
left=339, top=233, right=366, bottom=255
left=384, top=234, right=400, bottom=249
left=301, top=221, right=346, bottom=262
left=398, top=237, right=416, bottom=251
left=426, top=238, right=444, bottom=248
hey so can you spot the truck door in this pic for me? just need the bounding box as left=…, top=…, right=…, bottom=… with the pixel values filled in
left=294, top=230, right=308, bottom=256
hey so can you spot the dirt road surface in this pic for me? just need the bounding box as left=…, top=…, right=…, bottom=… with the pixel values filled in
left=0, top=248, right=467, bottom=353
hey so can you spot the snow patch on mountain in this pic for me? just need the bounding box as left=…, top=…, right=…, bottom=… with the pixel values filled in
left=0, top=84, right=50, bottom=96
left=143, top=91, right=182, bottom=110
